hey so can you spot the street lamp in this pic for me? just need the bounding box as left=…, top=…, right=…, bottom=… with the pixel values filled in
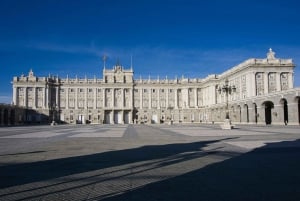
left=217, top=79, right=236, bottom=129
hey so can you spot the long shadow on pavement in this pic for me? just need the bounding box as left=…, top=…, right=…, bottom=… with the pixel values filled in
left=0, top=140, right=220, bottom=189
left=102, top=139, right=300, bottom=201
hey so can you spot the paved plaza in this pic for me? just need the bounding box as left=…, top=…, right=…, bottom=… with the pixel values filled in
left=0, top=124, right=300, bottom=201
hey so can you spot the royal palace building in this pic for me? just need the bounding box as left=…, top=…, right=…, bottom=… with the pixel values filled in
left=8, top=49, right=300, bottom=126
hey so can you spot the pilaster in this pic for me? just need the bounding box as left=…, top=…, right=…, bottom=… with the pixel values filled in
left=194, top=88, right=197, bottom=107
left=93, top=88, right=97, bottom=109
left=148, top=88, right=151, bottom=109
left=276, top=72, right=281, bottom=91
left=85, top=87, right=88, bottom=109
left=175, top=89, right=178, bottom=109
left=102, top=89, right=105, bottom=108
left=264, top=72, right=269, bottom=95
left=75, top=88, right=78, bottom=109
left=287, top=102, right=299, bottom=125
left=66, top=88, right=69, bottom=109
left=24, top=87, right=28, bottom=108
left=13, top=87, right=17, bottom=105
left=33, top=87, right=36, bottom=109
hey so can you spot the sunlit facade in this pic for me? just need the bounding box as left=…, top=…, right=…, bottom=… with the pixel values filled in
left=10, top=49, right=300, bottom=126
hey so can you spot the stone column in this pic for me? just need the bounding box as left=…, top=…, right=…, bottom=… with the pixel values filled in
left=288, top=72, right=294, bottom=89
left=56, top=86, right=59, bottom=108
left=166, top=89, right=169, bottom=108
left=110, top=110, right=114, bottom=124
left=194, top=88, right=197, bottom=108
left=276, top=72, right=281, bottom=91
left=247, top=72, right=256, bottom=97
left=273, top=104, right=284, bottom=125
left=174, top=89, right=178, bottom=109
left=121, top=110, right=124, bottom=124
left=102, top=89, right=105, bottom=108
left=44, top=87, right=48, bottom=108
left=157, top=88, right=160, bottom=109
left=112, top=88, right=115, bottom=108
left=33, top=87, right=36, bottom=109
left=75, top=88, right=78, bottom=109
left=264, top=72, right=269, bottom=94
left=85, top=88, right=88, bottom=109
left=256, top=106, right=265, bottom=125
left=121, top=88, right=124, bottom=108
left=93, top=88, right=97, bottom=109
left=24, top=87, right=28, bottom=108
left=66, top=88, right=69, bottom=109
left=130, top=88, right=133, bottom=109
left=287, top=102, right=299, bottom=125
left=248, top=105, right=256, bottom=124
left=148, top=88, right=151, bottom=109
left=13, top=87, right=17, bottom=105
left=129, top=111, right=132, bottom=124
left=140, top=88, right=143, bottom=109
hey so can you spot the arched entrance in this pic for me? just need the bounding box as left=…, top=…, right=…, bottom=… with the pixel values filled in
left=280, top=98, right=288, bottom=125
left=263, top=101, right=274, bottom=125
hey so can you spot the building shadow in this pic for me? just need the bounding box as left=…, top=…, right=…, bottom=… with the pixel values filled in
left=101, top=139, right=300, bottom=201
left=0, top=140, right=221, bottom=189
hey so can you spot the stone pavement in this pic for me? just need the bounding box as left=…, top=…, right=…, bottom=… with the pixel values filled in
left=0, top=124, right=299, bottom=201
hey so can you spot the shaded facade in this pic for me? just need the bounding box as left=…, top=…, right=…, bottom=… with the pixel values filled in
left=11, top=49, right=300, bottom=125
left=0, top=104, right=49, bottom=126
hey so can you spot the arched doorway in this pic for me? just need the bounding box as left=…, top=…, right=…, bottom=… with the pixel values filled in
left=280, top=98, right=288, bottom=125
left=263, top=101, right=274, bottom=125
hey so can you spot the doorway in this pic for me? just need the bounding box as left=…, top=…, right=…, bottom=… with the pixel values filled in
left=264, top=101, right=274, bottom=125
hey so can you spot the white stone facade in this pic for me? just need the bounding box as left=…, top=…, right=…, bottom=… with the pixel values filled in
left=11, top=49, right=300, bottom=125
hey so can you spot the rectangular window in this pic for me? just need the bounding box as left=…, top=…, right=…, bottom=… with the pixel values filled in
left=88, top=89, right=93, bottom=92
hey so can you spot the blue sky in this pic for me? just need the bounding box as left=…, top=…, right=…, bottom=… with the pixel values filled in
left=1, top=0, right=300, bottom=103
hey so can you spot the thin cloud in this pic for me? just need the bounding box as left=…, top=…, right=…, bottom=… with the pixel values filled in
left=0, top=95, right=12, bottom=104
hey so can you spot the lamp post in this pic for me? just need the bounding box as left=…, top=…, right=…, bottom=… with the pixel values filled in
left=217, top=79, right=236, bottom=129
